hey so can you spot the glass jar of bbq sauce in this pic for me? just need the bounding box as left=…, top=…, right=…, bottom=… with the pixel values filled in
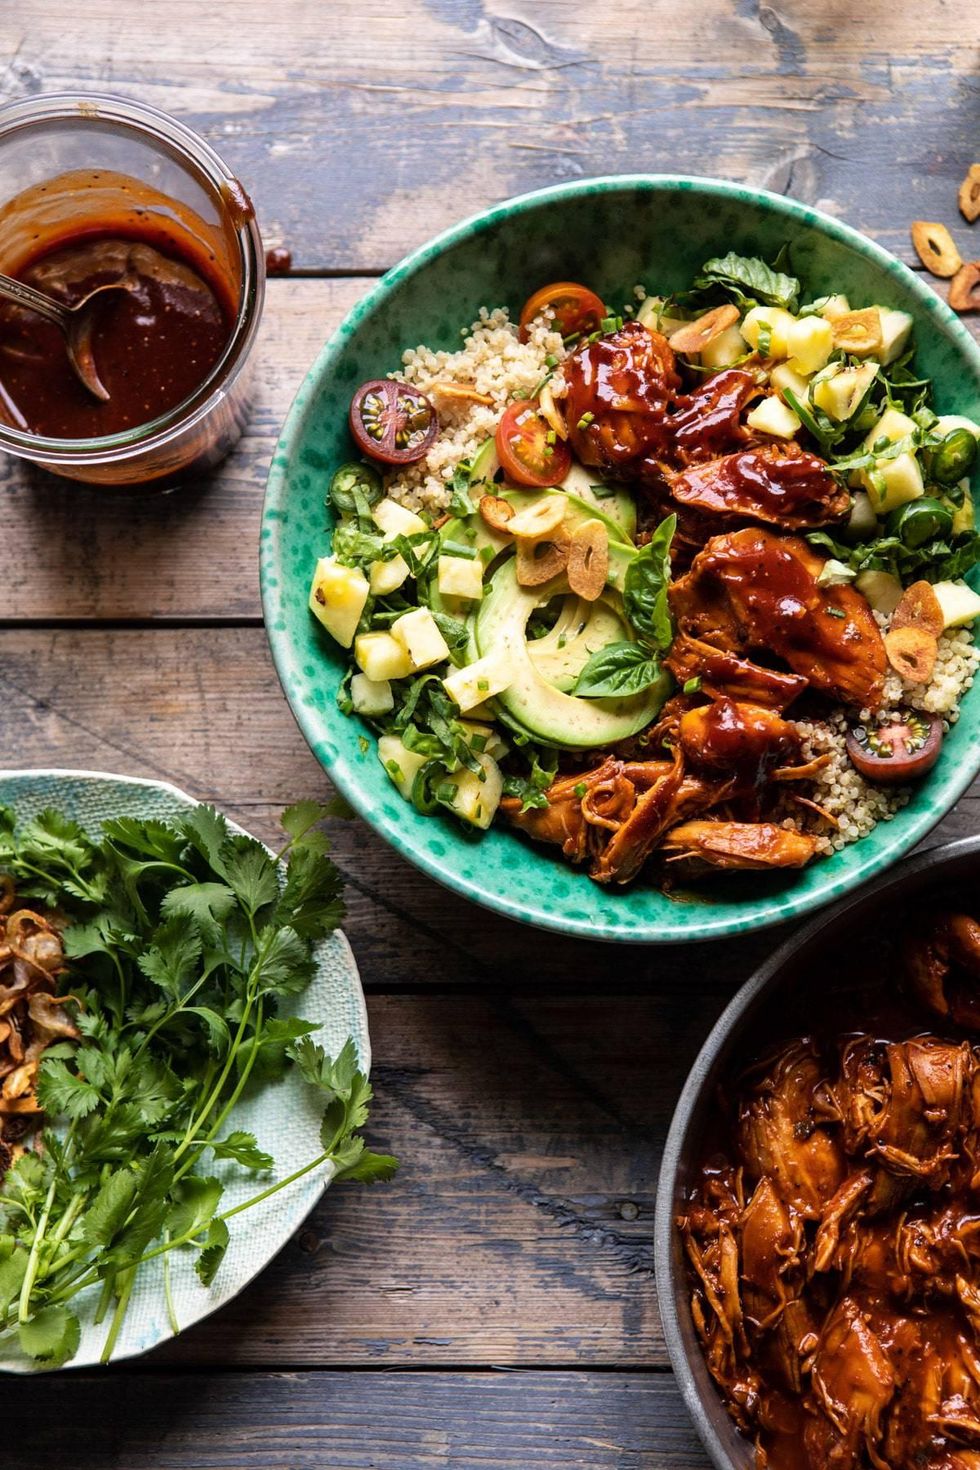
left=0, top=93, right=265, bottom=487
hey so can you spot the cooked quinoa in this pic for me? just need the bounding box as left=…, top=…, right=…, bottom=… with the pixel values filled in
left=387, top=308, right=566, bottom=514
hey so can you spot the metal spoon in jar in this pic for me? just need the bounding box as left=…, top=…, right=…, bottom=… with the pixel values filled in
left=0, top=270, right=138, bottom=402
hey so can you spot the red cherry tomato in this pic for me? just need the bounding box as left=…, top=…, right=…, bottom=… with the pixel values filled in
left=518, top=282, right=607, bottom=344
left=349, top=379, right=438, bottom=465
left=845, top=711, right=943, bottom=785
left=495, top=401, right=572, bottom=488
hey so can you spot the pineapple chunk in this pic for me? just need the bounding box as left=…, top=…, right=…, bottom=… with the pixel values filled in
left=859, top=452, right=924, bottom=514
left=391, top=607, right=451, bottom=670
left=309, top=557, right=369, bottom=649
left=354, top=630, right=414, bottom=681
left=636, top=296, right=689, bottom=336
left=819, top=294, right=851, bottom=321
left=458, top=720, right=509, bottom=761
left=377, top=734, right=427, bottom=802
left=350, top=673, right=394, bottom=717
left=443, top=649, right=514, bottom=713
left=370, top=554, right=410, bottom=595
left=769, top=362, right=811, bottom=403
left=445, top=753, right=503, bottom=831
left=855, top=569, right=903, bottom=616
left=933, top=580, right=980, bottom=629
left=700, top=324, right=747, bottom=370
left=878, top=308, right=913, bottom=366
left=862, top=407, right=917, bottom=451
left=372, top=498, right=427, bottom=537
left=438, top=555, right=484, bottom=602
left=934, top=582, right=980, bottom=629
left=810, top=363, right=878, bottom=423
left=741, top=306, right=796, bottom=358
left=746, top=396, right=801, bottom=439
left=784, top=316, right=834, bottom=375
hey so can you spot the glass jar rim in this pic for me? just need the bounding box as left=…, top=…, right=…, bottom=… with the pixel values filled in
left=0, top=91, right=263, bottom=463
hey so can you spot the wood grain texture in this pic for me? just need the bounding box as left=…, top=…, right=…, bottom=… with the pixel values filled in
left=11, top=1370, right=711, bottom=1469
left=1, top=1, right=975, bottom=272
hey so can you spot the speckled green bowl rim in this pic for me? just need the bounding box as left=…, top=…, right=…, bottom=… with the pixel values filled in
left=262, top=174, right=980, bottom=944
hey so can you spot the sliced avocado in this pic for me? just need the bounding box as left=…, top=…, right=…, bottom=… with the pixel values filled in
left=469, top=436, right=501, bottom=489
left=475, top=560, right=669, bottom=748
left=560, top=461, right=637, bottom=542
left=528, top=593, right=628, bottom=692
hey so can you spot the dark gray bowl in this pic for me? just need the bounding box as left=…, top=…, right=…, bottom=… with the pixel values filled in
left=653, top=834, right=980, bottom=1470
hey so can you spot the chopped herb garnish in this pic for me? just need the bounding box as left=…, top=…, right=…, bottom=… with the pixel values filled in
left=683, top=677, right=703, bottom=694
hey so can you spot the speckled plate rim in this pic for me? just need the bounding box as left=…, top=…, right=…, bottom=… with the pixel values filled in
left=0, top=766, right=369, bottom=1370
left=261, top=173, right=980, bottom=945
left=653, top=832, right=980, bottom=1469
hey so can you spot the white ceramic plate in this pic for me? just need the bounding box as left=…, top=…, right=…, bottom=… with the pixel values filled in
left=0, top=769, right=369, bottom=1371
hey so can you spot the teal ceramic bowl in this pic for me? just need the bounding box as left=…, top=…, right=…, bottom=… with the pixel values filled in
left=261, top=175, right=980, bottom=944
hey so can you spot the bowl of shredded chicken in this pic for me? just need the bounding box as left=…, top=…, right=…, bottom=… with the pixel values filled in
left=656, top=835, right=980, bottom=1469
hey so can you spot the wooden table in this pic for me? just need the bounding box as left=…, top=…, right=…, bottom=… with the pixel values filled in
left=1, top=4, right=977, bottom=1464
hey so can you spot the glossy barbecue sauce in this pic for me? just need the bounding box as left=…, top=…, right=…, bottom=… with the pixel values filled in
left=0, top=232, right=235, bottom=439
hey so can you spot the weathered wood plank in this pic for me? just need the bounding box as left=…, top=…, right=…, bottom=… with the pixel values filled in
left=2, top=622, right=977, bottom=993
left=0, top=279, right=367, bottom=622
left=1, top=1, right=974, bottom=272
left=10, top=1370, right=711, bottom=1468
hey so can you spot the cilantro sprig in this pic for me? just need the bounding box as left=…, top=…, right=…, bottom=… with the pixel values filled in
left=0, top=801, right=395, bottom=1368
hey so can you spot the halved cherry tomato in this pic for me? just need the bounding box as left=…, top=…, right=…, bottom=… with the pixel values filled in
left=496, top=401, right=572, bottom=487
left=845, top=710, right=942, bottom=785
left=518, top=282, right=607, bottom=344
left=349, top=379, right=438, bottom=465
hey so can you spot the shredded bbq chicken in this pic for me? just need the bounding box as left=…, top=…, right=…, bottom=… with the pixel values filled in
left=670, top=443, right=850, bottom=529
left=679, top=918, right=980, bottom=1469
left=670, top=527, right=887, bottom=711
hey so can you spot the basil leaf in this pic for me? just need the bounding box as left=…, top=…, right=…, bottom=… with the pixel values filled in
left=573, top=642, right=662, bottom=698
left=623, top=514, right=676, bottom=650
left=693, top=251, right=800, bottom=311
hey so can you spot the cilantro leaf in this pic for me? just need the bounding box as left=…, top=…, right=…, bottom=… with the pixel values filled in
left=0, top=1250, right=27, bottom=1316
left=166, top=1176, right=223, bottom=1242
left=220, top=835, right=279, bottom=917
left=161, top=882, right=237, bottom=943
left=82, top=1170, right=138, bottom=1247
left=209, top=1131, right=274, bottom=1171
left=280, top=801, right=334, bottom=843
left=180, top=804, right=231, bottom=873
left=18, top=1306, right=81, bottom=1367
left=275, top=845, right=345, bottom=939
left=35, top=1058, right=100, bottom=1121
left=195, top=1217, right=229, bottom=1287
left=137, top=917, right=204, bottom=1000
